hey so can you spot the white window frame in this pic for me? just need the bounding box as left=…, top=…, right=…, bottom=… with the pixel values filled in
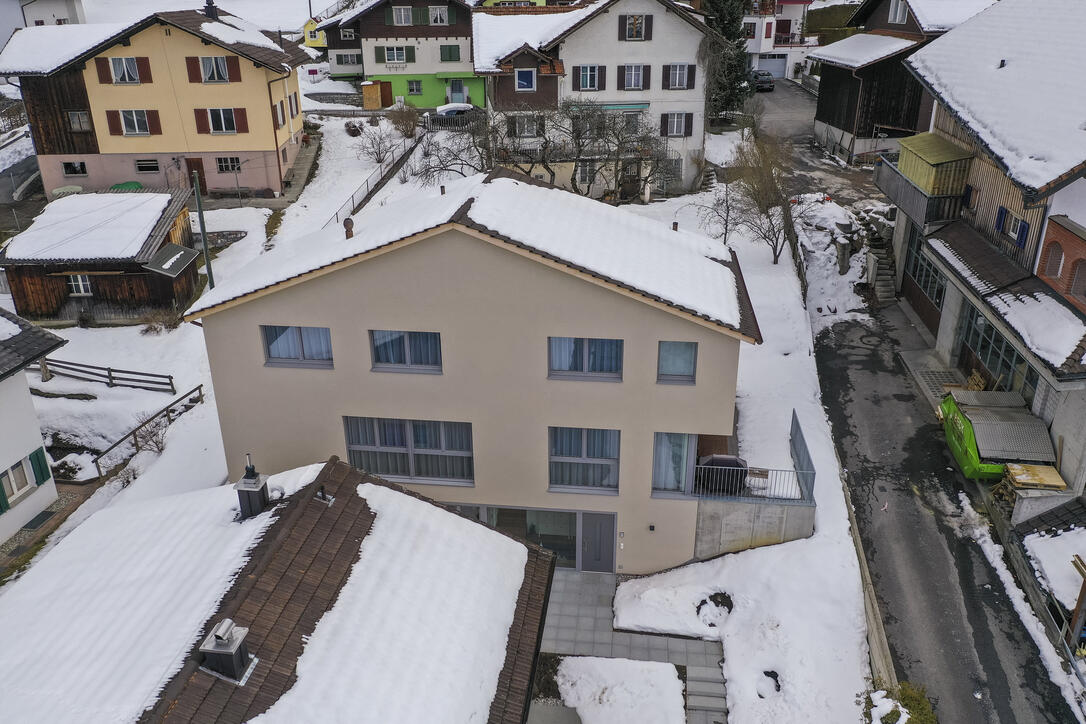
left=888, top=0, right=907, bottom=24
left=666, top=112, right=686, bottom=137
left=216, top=156, right=242, bottom=173
left=340, top=27, right=357, bottom=39
left=1, top=460, right=32, bottom=502
left=67, top=110, right=91, bottom=132
left=624, top=65, right=643, bottom=90
left=579, top=65, right=598, bottom=90
left=62, top=161, right=87, bottom=176
left=135, top=159, right=159, bottom=173
left=622, top=111, right=641, bottom=132
left=515, top=68, right=536, bottom=92
left=514, top=115, right=539, bottom=138
left=668, top=64, right=688, bottom=89
left=110, top=56, right=139, bottom=84
left=336, top=53, right=362, bottom=66
left=288, top=92, right=298, bottom=117
left=120, top=109, right=149, bottom=136
left=392, top=6, right=412, bottom=25
left=576, top=160, right=596, bottom=184
left=308, top=30, right=319, bottom=40
left=625, top=14, right=646, bottom=40
left=67, top=274, right=91, bottom=296
left=1003, top=212, right=1023, bottom=240
left=201, top=56, right=229, bottom=83
left=407, top=79, right=422, bottom=95
left=208, top=107, right=237, bottom=134
left=385, top=46, right=407, bottom=63
left=429, top=5, right=448, bottom=25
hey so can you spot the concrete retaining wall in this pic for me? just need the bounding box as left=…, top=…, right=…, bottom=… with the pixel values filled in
left=694, top=498, right=816, bottom=558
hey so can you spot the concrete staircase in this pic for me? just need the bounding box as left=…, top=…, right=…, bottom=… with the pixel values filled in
left=865, top=221, right=897, bottom=305
left=700, top=166, right=721, bottom=192
left=686, top=665, right=727, bottom=724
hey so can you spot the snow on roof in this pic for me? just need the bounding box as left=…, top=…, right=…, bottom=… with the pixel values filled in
left=1024, top=527, right=1086, bottom=611
left=987, top=291, right=1086, bottom=369
left=927, top=238, right=994, bottom=293
left=0, top=464, right=323, bottom=723
left=808, top=33, right=918, bottom=69
left=200, top=15, right=283, bottom=51
left=188, top=174, right=745, bottom=334
left=906, top=0, right=995, bottom=32
left=0, top=21, right=137, bottom=74
left=907, top=0, right=1086, bottom=192
left=472, top=3, right=607, bottom=72
left=2, top=193, right=172, bottom=262
left=0, top=314, right=19, bottom=341
left=248, top=481, right=527, bottom=722
left=557, top=657, right=686, bottom=724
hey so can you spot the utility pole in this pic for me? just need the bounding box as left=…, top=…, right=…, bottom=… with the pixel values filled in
left=192, top=170, right=215, bottom=290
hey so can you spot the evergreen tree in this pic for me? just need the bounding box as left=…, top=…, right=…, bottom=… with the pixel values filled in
left=698, top=0, right=752, bottom=119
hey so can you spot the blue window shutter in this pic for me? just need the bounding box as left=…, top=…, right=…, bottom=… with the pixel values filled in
left=995, top=206, right=1007, bottom=232
left=0, top=482, right=8, bottom=513
left=1016, top=220, right=1030, bottom=249
left=29, top=448, right=49, bottom=485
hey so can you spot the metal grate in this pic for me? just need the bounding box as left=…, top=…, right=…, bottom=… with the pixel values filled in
left=914, top=368, right=963, bottom=404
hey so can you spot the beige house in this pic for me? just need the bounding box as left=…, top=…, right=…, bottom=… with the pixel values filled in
left=188, top=171, right=763, bottom=574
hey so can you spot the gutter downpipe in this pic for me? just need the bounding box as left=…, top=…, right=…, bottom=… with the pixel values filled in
left=266, top=66, right=292, bottom=194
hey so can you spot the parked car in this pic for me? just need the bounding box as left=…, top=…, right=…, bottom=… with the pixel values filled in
left=750, top=69, right=775, bottom=92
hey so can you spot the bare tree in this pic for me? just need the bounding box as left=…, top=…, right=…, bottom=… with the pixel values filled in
left=410, top=115, right=498, bottom=185
left=356, top=126, right=398, bottom=164
left=387, top=103, right=420, bottom=138
left=688, top=179, right=739, bottom=247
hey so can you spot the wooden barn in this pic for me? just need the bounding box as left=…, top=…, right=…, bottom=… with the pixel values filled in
left=0, top=188, right=199, bottom=324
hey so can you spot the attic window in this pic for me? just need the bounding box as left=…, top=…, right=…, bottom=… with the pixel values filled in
left=888, top=0, right=907, bottom=24
left=515, top=68, right=536, bottom=92
left=111, top=57, right=140, bottom=84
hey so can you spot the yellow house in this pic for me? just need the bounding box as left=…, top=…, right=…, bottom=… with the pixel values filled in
left=0, top=2, right=310, bottom=197
left=303, top=18, right=327, bottom=49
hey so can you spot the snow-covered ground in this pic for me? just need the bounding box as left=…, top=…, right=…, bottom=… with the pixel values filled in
left=704, top=131, right=743, bottom=167
left=0, top=464, right=322, bottom=723
left=298, top=64, right=365, bottom=112
left=869, top=690, right=910, bottom=723
left=556, top=657, right=685, bottom=724
left=614, top=191, right=869, bottom=723
left=83, top=0, right=315, bottom=31
left=958, top=494, right=1086, bottom=720
left=1025, top=527, right=1086, bottom=611
left=0, top=125, right=34, bottom=172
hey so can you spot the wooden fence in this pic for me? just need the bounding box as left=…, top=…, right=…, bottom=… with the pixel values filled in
left=93, top=384, right=205, bottom=479
left=29, top=357, right=176, bottom=394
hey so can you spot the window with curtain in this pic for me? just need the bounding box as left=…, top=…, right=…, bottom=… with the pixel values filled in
left=344, top=416, right=473, bottom=481
left=261, top=325, right=333, bottom=367
left=657, top=341, right=697, bottom=383
left=370, top=330, right=442, bottom=371
left=548, top=427, right=620, bottom=490
left=652, top=433, right=695, bottom=493
left=201, top=56, right=229, bottom=82
left=548, top=337, right=623, bottom=379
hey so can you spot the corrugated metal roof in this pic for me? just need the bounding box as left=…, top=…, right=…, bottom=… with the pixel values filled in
left=899, top=132, right=973, bottom=165
left=961, top=405, right=1056, bottom=462
left=949, top=389, right=1026, bottom=407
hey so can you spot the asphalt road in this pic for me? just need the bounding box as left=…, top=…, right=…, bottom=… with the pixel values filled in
left=0, top=153, right=44, bottom=235
left=817, top=306, right=1077, bottom=722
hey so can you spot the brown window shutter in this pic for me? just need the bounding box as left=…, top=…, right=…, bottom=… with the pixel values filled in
left=186, top=56, right=201, bottom=83
left=271, top=104, right=280, bottom=129
left=292, top=92, right=299, bottom=117
left=95, top=57, right=112, bottom=84
left=135, top=57, right=152, bottom=83
left=617, top=15, right=626, bottom=40
left=194, top=108, right=210, bottom=134
left=598, top=66, right=606, bottom=91
left=645, top=15, right=653, bottom=40
left=234, top=107, right=248, bottom=133
left=662, top=64, right=671, bottom=90
left=617, top=65, right=626, bottom=91
left=687, top=64, right=696, bottom=89
left=642, top=65, right=651, bottom=90
left=106, top=110, right=122, bottom=135
left=572, top=66, right=580, bottom=91
left=660, top=113, right=668, bottom=137
left=226, top=56, right=241, bottom=82
left=279, top=100, right=285, bottom=123
left=147, top=109, right=161, bottom=135
left=684, top=113, right=693, bottom=137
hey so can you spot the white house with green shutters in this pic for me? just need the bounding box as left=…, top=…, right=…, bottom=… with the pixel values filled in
left=0, top=309, right=65, bottom=545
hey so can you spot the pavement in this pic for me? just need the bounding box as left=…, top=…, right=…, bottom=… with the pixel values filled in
left=816, top=305, right=1077, bottom=723
left=0, top=154, right=45, bottom=237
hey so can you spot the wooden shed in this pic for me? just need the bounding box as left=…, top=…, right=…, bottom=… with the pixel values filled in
left=897, top=132, right=973, bottom=196
left=0, top=188, right=198, bottom=324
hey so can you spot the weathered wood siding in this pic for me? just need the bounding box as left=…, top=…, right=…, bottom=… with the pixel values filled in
left=492, top=53, right=559, bottom=111
left=814, top=64, right=859, bottom=132
left=6, top=263, right=198, bottom=319
left=21, top=71, right=99, bottom=156
left=859, top=0, right=924, bottom=36
left=854, top=55, right=926, bottom=137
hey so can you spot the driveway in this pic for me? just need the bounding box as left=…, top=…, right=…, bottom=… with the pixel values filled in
left=816, top=305, right=1076, bottom=723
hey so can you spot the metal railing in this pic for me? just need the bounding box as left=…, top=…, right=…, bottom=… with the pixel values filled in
left=29, top=357, right=175, bottom=394
left=320, top=133, right=420, bottom=229
left=774, top=33, right=817, bottom=46
left=92, top=384, right=204, bottom=479
left=693, top=464, right=813, bottom=502
left=873, top=153, right=963, bottom=226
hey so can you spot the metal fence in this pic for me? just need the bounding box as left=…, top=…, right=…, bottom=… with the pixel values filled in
left=320, top=133, right=420, bottom=230
left=789, top=408, right=817, bottom=502
left=693, top=464, right=811, bottom=502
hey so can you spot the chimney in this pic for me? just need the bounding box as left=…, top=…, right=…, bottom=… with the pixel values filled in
left=440, top=185, right=446, bottom=195
left=203, top=0, right=219, bottom=21
left=998, top=59, right=1007, bottom=68
left=234, top=454, right=269, bottom=519
left=672, top=221, right=678, bottom=231
left=343, top=217, right=354, bottom=239
left=199, top=618, right=251, bottom=681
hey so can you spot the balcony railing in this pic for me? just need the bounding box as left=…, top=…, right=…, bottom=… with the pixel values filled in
left=874, top=153, right=963, bottom=227
left=775, top=33, right=817, bottom=46
left=692, top=465, right=814, bottom=504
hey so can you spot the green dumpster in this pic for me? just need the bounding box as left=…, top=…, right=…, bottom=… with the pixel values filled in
left=939, top=390, right=1056, bottom=480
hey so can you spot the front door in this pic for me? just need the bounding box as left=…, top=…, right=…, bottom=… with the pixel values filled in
left=185, top=157, right=206, bottom=193
left=449, top=79, right=465, bottom=103
left=581, top=513, right=615, bottom=572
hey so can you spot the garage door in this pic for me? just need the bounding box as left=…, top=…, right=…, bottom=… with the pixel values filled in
left=758, top=53, right=787, bottom=78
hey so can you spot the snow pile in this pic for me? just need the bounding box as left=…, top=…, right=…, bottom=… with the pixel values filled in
left=908, top=0, right=1086, bottom=191
left=795, top=196, right=870, bottom=332
left=0, top=313, right=20, bottom=341
left=957, top=493, right=1086, bottom=720
left=297, top=63, right=360, bottom=111
left=809, top=34, right=919, bottom=69
left=0, top=21, right=136, bottom=74
left=988, top=291, right=1086, bottom=368
left=472, top=2, right=607, bottom=72
left=250, top=482, right=527, bottom=723
left=907, top=0, right=996, bottom=32
left=3, top=193, right=171, bottom=261
left=618, top=192, right=868, bottom=723
left=869, top=690, right=910, bottom=723
left=556, top=657, right=686, bottom=724
left=200, top=15, right=283, bottom=51
left=1024, top=527, right=1086, bottom=611
left=0, top=126, right=35, bottom=172
left=0, top=464, right=322, bottom=723
left=705, top=131, right=743, bottom=167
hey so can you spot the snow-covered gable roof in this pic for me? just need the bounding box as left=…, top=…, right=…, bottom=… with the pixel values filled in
left=0, top=21, right=137, bottom=75
left=0, top=307, right=66, bottom=382
left=905, top=0, right=995, bottom=32
left=1, top=191, right=184, bottom=264
left=0, top=464, right=324, bottom=723
left=186, top=172, right=761, bottom=341
left=906, top=0, right=1086, bottom=194
left=808, top=32, right=918, bottom=69
left=472, top=4, right=606, bottom=73
left=319, top=0, right=480, bottom=29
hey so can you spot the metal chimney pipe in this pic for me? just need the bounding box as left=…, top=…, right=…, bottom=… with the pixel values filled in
left=344, top=217, right=354, bottom=239
left=672, top=221, right=678, bottom=231
left=204, top=0, right=219, bottom=21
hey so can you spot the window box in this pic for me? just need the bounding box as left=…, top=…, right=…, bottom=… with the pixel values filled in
left=548, top=337, right=623, bottom=380
left=370, top=330, right=442, bottom=373
left=261, top=325, right=333, bottom=368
